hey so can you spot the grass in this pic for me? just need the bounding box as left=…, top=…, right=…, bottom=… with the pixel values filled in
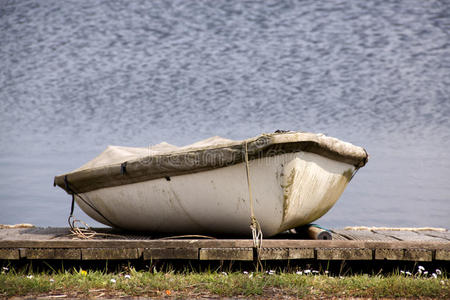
left=1, top=266, right=448, bottom=299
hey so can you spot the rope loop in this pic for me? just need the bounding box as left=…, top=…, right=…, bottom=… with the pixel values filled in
left=68, top=217, right=97, bottom=239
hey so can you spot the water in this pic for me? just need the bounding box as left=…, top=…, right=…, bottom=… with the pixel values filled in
left=1, top=0, right=449, bottom=229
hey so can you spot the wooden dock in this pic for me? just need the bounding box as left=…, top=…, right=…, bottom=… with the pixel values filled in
left=0, top=227, right=449, bottom=262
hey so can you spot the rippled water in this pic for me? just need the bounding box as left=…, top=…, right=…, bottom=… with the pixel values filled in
left=1, top=0, right=449, bottom=229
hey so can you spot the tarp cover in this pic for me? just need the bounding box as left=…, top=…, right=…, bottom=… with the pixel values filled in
left=74, top=136, right=235, bottom=172
left=55, top=131, right=368, bottom=194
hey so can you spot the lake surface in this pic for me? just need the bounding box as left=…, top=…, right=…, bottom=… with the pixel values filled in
left=1, top=0, right=449, bottom=229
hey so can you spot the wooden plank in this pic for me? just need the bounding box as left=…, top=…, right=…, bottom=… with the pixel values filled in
left=435, top=250, right=450, bottom=261
left=375, top=248, right=433, bottom=261
left=333, top=229, right=398, bottom=241
left=0, top=239, right=255, bottom=249
left=0, top=228, right=73, bottom=241
left=26, top=249, right=80, bottom=260
left=1, top=239, right=449, bottom=251
left=199, top=248, right=253, bottom=261
left=363, top=241, right=450, bottom=250
left=0, top=228, right=54, bottom=241
left=288, top=248, right=315, bottom=259
left=81, top=248, right=140, bottom=260
left=416, top=231, right=450, bottom=241
left=0, top=239, right=366, bottom=249
left=1, top=227, right=448, bottom=241
left=375, top=249, right=404, bottom=260
left=260, top=248, right=289, bottom=260
left=317, top=248, right=372, bottom=260
left=143, top=248, right=198, bottom=260
left=371, top=230, right=431, bottom=241
left=403, top=249, right=432, bottom=262
left=330, top=232, right=351, bottom=240
left=260, top=240, right=367, bottom=249
left=0, top=249, right=19, bottom=260
left=19, top=248, right=27, bottom=258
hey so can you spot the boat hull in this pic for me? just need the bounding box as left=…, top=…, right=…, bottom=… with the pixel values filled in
left=76, top=151, right=355, bottom=237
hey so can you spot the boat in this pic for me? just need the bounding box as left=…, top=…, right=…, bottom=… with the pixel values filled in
left=54, top=131, right=368, bottom=237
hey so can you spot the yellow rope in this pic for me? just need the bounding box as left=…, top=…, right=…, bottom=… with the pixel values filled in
left=67, top=216, right=216, bottom=240
left=68, top=217, right=127, bottom=240
left=244, top=141, right=263, bottom=271
left=68, top=217, right=97, bottom=239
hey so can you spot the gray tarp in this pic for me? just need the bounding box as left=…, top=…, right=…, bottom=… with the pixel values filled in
left=54, top=131, right=368, bottom=194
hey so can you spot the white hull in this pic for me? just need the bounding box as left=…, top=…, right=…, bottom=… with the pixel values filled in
left=76, top=151, right=354, bottom=237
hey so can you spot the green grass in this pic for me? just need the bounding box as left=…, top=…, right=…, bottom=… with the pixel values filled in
left=0, top=267, right=448, bottom=298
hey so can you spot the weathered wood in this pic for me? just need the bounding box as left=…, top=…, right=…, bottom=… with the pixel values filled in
left=257, top=240, right=367, bottom=248
left=199, top=248, right=253, bottom=261
left=0, top=249, right=19, bottom=260
left=403, top=249, right=432, bottom=262
left=375, top=248, right=432, bottom=261
left=330, top=232, right=350, bottom=240
left=0, top=239, right=254, bottom=249
left=260, top=248, right=289, bottom=260
left=26, top=249, right=80, bottom=260
left=143, top=248, right=198, bottom=260
left=372, top=230, right=438, bottom=242
left=435, top=250, right=450, bottom=261
left=0, top=228, right=65, bottom=240
left=317, top=248, right=372, bottom=260
left=363, top=241, right=450, bottom=250
left=1, top=228, right=449, bottom=262
left=288, top=248, right=315, bottom=259
left=19, top=248, right=27, bottom=258
left=1, top=239, right=449, bottom=252
left=418, top=231, right=450, bottom=241
left=375, top=249, right=404, bottom=260
left=332, top=229, right=398, bottom=241
left=82, top=248, right=140, bottom=260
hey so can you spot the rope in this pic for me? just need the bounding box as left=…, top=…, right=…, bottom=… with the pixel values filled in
left=68, top=218, right=97, bottom=239
left=66, top=217, right=130, bottom=240
left=244, top=141, right=263, bottom=271
left=64, top=176, right=122, bottom=239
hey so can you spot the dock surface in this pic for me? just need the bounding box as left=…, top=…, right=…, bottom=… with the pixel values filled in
left=0, top=227, right=449, bottom=262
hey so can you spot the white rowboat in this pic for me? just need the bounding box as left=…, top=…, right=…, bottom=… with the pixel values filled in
left=54, top=131, right=368, bottom=237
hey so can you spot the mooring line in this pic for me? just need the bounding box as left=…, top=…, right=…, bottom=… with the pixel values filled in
left=244, top=140, right=263, bottom=271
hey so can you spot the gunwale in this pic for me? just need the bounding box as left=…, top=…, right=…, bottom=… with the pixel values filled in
left=54, top=132, right=368, bottom=194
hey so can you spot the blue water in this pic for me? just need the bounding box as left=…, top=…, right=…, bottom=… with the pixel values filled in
left=1, top=0, right=449, bottom=229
